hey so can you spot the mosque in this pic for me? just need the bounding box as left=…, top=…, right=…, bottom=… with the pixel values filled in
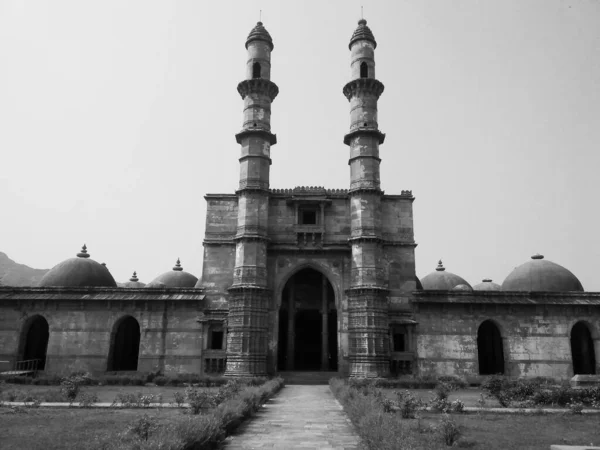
left=0, top=20, right=598, bottom=380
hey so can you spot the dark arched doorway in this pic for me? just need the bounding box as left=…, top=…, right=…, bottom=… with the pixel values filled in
left=571, top=322, right=596, bottom=375
left=108, top=316, right=140, bottom=371
left=477, top=320, right=505, bottom=375
left=21, top=316, right=49, bottom=370
left=278, top=268, right=337, bottom=371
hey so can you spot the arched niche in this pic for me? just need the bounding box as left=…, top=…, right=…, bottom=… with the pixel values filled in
left=107, top=315, right=141, bottom=371
left=477, top=319, right=505, bottom=375
left=571, top=321, right=596, bottom=375
left=20, top=315, right=49, bottom=371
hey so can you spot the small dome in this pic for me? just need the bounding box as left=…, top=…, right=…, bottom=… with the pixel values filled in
left=39, top=245, right=117, bottom=288
left=245, top=21, right=273, bottom=50
left=147, top=259, right=198, bottom=288
left=124, top=271, right=146, bottom=288
left=452, top=284, right=473, bottom=292
left=502, top=254, right=583, bottom=292
left=421, top=260, right=472, bottom=290
left=473, top=278, right=502, bottom=291
left=349, top=19, right=377, bottom=50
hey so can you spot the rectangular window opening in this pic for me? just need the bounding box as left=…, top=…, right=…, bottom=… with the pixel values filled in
left=300, top=209, right=317, bottom=225
left=210, top=330, right=224, bottom=350
left=393, top=333, right=405, bottom=352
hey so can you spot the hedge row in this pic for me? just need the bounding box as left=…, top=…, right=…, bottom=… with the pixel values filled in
left=330, top=379, right=446, bottom=449
left=1, top=372, right=239, bottom=387
left=347, top=374, right=468, bottom=390
left=94, top=377, right=285, bottom=450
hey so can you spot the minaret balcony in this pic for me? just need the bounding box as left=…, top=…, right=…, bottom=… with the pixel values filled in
left=343, top=127, right=385, bottom=145
left=343, top=78, right=385, bottom=101
left=237, top=79, right=279, bottom=101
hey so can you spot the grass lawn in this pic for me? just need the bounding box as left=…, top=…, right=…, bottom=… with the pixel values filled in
left=414, top=412, right=600, bottom=449
left=0, top=407, right=186, bottom=450
left=1, top=383, right=219, bottom=403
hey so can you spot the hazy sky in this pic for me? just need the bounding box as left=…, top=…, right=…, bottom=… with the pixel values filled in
left=1, top=0, right=599, bottom=290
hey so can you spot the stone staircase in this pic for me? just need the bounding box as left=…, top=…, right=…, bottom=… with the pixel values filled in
left=277, top=371, right=339, bottom=385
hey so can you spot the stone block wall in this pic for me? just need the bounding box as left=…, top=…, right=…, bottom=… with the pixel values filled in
left=413, top=293, right=600, bottom=379
left=0, top=289, right=204, bottom=375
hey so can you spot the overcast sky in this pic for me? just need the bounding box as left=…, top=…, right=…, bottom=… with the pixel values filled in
left=1, top=0, right=599, bottom=290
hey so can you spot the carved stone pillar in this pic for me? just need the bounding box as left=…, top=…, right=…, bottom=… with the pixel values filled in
left=286, top=280, right=295, bottom=370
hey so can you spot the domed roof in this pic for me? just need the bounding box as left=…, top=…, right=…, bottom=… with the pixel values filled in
left=39, top=245, right=117, bottom=288
left=421, top=260, right=472, bottom=290
left=415, top=276, right=423, bottom=290
left=124, top=271, right=146, bottom=288
left=452, top=284, right=473, bottom=292
left=349, top=19, right=377, bottom=50
left=147, top=259, right=198, bottom=288
left=501, top=254, right=584, bottom=292
left=245, top=21, right=273, bottom=50
left=473, top=278, right=502, bottom=291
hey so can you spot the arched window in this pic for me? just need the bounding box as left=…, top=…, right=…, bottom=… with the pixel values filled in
left=571, top=322, right=596, bottom=375
left=108, top=316, right=140, bottom=371
left=21, top=315, right=49, bottom=371
left=360, top=62, right=368, bottom=78
left=252, top=62, right=261, bottom=79
left=477, top=320, right=505, bottom=375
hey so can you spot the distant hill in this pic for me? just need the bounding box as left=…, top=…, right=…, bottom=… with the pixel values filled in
left=0, top=252, right=49, bottom=287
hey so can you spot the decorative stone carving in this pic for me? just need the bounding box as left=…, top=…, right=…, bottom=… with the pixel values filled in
left=237, top=79, right=279, bottom=101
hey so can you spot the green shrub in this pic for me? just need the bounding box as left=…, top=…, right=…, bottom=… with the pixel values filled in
left=185, top=387, right=216, bottom=414
left=153, top=376, right=168, bottom=386
left=173, top=391, right=185, bottom=407
left=397, top=390, right=424, bottom=418
left=127, top=414, right=158, bottom=441
left=60, top=373, right=90, bottom=402
left=79, top=392, right=99, bottom=408
left=438, top=414, right=461, bottom=446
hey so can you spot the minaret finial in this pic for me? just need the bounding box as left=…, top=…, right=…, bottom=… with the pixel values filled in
left=361, top=5, right=363, bottom=19
left=77, top=244, right=90, bottom=258
left=130, top=271, right=139, bottom=282
left=173, top=258, right=183, bottom=271
left=259, top=9, right=262, bottom=22
left=436, top=260, right=445, bottom=271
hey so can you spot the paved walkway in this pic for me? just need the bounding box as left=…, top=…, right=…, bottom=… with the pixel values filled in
left=223, top=385, right=361, bottom=449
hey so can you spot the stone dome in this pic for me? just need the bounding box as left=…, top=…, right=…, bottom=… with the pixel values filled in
left=147, top=259, right=198, bottom=288
left=39, top=245, right=117, bottom=288
left=421, top=260, right=472, bottom=290
left=452, top=284, right=473, bottom=292
left=349, top=19, right=377, bottom=50
left=501, top=254, right=584, bottom=292
left=473, top=279, right=502, bottom=291
left=245, top=21, right=273, bottom=50
left=124, top=271, right=146, bottom=288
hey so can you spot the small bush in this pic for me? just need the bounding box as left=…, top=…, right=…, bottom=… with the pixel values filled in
left=185, top=387, right=216, bottom=414
left=397, top=390, right=424, bottom=419
left=153, top=376, right=168, bottom=386
left=60, top=373, right=90, bottom=402
left=439, top=414, right=461, bottom=446
left=127, top=414, right=159, bottom=441
left=451, top=399, right=465, bottom=413
left=568, top=401, right=584, bottom=415
left=173, top=391, right=185, bottom=407
left=79, top=392, right=99, bottom=408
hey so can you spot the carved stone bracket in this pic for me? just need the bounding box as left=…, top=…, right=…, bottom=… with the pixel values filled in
left=343, top=78, right=385, bottom=101
left=237, top=79, right=279, bottom=101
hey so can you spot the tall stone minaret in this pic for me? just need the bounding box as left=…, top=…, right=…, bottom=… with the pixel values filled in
left=343, top=19, right=390, bottom=377
left=224, top=22, right=278, bottom=377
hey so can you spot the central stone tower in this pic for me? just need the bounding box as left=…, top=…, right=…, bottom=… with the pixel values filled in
left=225, top=22, right=278, bottom=376
left=343, top=19, right=390, bottom=377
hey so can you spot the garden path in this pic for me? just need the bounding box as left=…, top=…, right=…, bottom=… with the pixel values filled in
left=223, top=384, right=361, bottom=449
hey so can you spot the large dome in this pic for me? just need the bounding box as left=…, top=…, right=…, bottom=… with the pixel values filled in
left=147, top=259, right=198, bottom=288
left=501, top=254, right=584, bottom=292
left=421, top=260, right=472, bottom=290
left=124, top=271, right=146, bottom=288
left=473, top=279, right=502, bottom=291
left=39, top=245, right=117, bottom=288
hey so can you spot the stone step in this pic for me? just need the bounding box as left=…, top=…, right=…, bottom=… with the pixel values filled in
left=277, top=371, right=339, bottom=385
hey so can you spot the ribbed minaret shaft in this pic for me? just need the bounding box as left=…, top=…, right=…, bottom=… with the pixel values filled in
left=225, top=22, right=278, bottom=377
left=343, top=19, right=390, bottom=378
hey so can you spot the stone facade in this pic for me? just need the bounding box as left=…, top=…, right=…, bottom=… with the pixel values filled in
left=0, top=19, right=599, bottom=381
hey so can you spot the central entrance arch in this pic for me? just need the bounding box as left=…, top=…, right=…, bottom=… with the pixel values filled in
left=278, top=268, right=338, bottom=371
